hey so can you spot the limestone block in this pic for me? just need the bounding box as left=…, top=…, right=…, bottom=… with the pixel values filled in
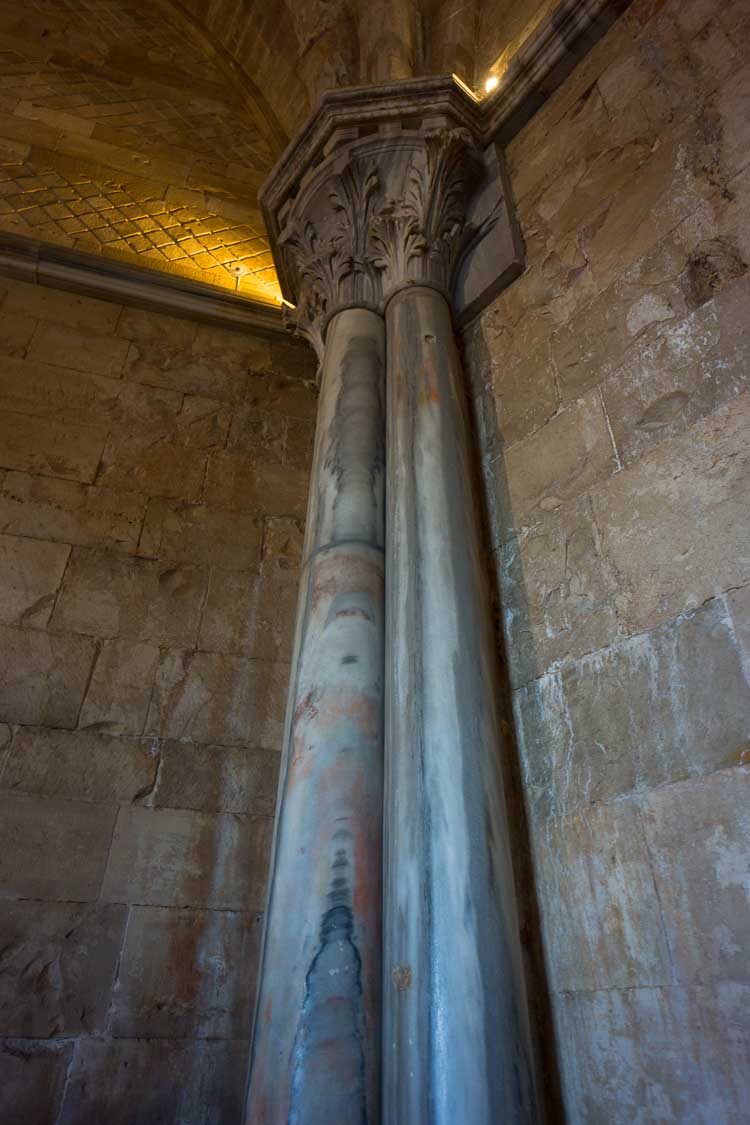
left=0, top=1039, right=73, bottom=1125
left=555, top=983, right=750, bottom=1123
left=100, top=805, right=272, bottom=910
left=533, top=798, right=671, bottom=992
left=503, top=388, right=616, bottom=531
left=193, top=322, right=272, bottom=369
left=602, top=271, right=750, bottom=464
left=0, top=411, right=106, bottom=483
left=0, top=355, right=122, bottom=428
left=0, top=794, right=116, bottom=900
left=204, top=453, right=309, bottom=518
left=0, top=625, right=95, bottom=727
left=261, top=517, right=305, bottom=567
left=2, top=727, right=157, bottom=804
left=284, top=417, right=316, bottom=470
left=0, top=278, right=122, bottom=333
left=198, top=564, right=298, bottom=662
left=0, top=472, right=146, bottom=553
left=78, top=639, right=159, bottom=736
left=245, top=372, right=318, bottom=420
left=111, top=906, right=262, bottom=1038
left=591, top=393, right=750, bottom=633
left=96, top=438, right=206, bottom=500
left=0, top=533, right=70, bottom=627
left=641, top=767, right=750, bottom=984
left=713, top=62, right=750, bottom=184
left=0, top=311, right=36, bottom=357
left=465, top=335, right=559, bottom=451
left=27, top=323, right=129, bottom=377
left=270, top=338, right=317, bottom=383
left=498, top=496, right=622, bottom=687
left=176, top=395, right=232, bottom=450
left=138, top=500, right=262, bottom=569
left=145, top=650, right=288, bottom=749
left=58, top=1038, right=248, bottom=1125
left=0, top=900, right=127, bottom=1036
left=226, top=403, right=286, bottom=463
left=727, top=584, right=750, bottom=663
left=515, top=596, right=750, bottom=822
left=52, top=548, right=206, bottom=646
left=155, top=743, right=280, bottom=816
left=116, top=307, right=196, bottom=349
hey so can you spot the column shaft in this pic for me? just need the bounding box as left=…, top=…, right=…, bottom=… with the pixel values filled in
left=383, top=286, right=538, bottom=1124
left=246, top=308, right=385, bottom=1125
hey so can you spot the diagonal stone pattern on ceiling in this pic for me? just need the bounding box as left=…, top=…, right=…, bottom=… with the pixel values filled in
left=0, top=0, right=284, bottom=302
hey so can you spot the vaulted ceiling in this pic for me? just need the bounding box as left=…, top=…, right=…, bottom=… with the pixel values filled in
left=0, top=0, right=554, bottom=304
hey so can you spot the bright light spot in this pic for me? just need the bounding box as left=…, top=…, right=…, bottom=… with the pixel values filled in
left=485, top=75, right=499, bottom=94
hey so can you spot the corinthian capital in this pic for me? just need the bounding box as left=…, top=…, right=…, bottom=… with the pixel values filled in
left=261, top=77, right=521, bottom=354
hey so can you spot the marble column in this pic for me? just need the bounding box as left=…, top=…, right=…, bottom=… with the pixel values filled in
left=383, top=284, right=537, bottom=1124
left=255, top=77, right=540, bottom=1125
left=245, top=308, right=385, bottom=1124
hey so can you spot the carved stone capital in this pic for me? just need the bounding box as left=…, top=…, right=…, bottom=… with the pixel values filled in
left=260, top=77, right=518, bottom=356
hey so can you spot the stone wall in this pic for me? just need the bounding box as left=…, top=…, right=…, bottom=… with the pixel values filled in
left=0, top=278, right=317, bottom=1125
left=464, top=0, right=750, bottom=1118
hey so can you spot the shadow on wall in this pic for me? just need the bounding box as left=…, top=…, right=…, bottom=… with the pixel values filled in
left=460, top=327, right=565, bottom=1125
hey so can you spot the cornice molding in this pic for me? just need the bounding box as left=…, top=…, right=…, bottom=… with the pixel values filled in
left=0, top=233, right=286, bottom=338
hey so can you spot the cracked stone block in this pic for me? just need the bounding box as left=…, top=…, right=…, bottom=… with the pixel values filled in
left=204, top=453, right=309, bottom=518
left=138, top=500, right=262, bottom=569
left=0, top=533, right=70, bottom=627
left=533, top=797, right=672, bottom=993
left=27, top=322, right=130, bottom=376
left=1, top=726, right=158, bottom=803
left=78, top=638, right=160, bottom=736
left=155, top=742, right=279, bottom=816
left=590, top=391, right=750, bottom=634
left=52, top=548, right=207, bottom=646
left=0, top=624, right=96, bottom=727
left=198, top=564, right=299, bottom=661
left=0, top=411, right=107, bottom=483
left=101, top=805, right=272, bottom=910
left=0, top=794, right=116, bottom=900
left=145, top=650, right=288, bottom=749
left=0, top=901, right=127, bottom=1036
left=0, top=1039, right=74, bottom=1125
left=515, top=595, right=750, bottom=821
left=641, top=766, right=750, bottom=984
left=1, top=277, right=122, bottom=333
left=111, top=906, right=262, bottom=1038
left=58, top=1038, right=248, bottom=1125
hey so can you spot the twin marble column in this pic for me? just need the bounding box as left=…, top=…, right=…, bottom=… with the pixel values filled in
left=246, top=80, right=538, bottom=1125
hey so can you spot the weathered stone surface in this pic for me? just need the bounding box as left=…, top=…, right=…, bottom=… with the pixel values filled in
left=176, top=395, right=232, bottom=451
left=0, top=411, right=106, bottom=483
left=111, top=906, right=262, bottom=1038
left=0, top=472, right=147, bottom=553
left=591, top=392, right=750, bottom=633
left=284, top=417, right=315, bottom=470
left=515, top=595, right=750, bottom=821
left=0, top=533, right=70, bottom=627
left=601, top=272, right=750, bottom=465
left=58, top=1037, right=248, bottom=1125
left=27, top=323, right=129, bottom=376
left=101, top=806, right=272, bottom=910
left=117, top=307, right=196, bottom=350
left=555, top=983, right=750, bottom=1124
left=2, top=727, right=158, bottom=803
left=198, top=565, right=298, bottom=662
left=0, top=625, right=95, bottom=727
left=52, top=549, right=206, bottom=646
left=0, top=311, right=36, bottom=357
left=0, top=900, right=127, bottom=1036
left=1, top=278, right=122, bottom=333
left=226, top=402, right=286, bottom=462
left=145, top=651, right=288, bottom=749
left=204, top=453, right=309, bottom=517
left=0, top=794, right=116, bottom=900
left=155, top=743, right=279, bottom=815
left=0, top=1039, right=73, bottom=1125
left=245, top=372, right=318, bottom=420
left=498, top=496, right=621, bottom=686
left=0, top=356, right=122, bottom=429
left=727, top=583, right=750, bottom=664
left=261, top=517, right=305, bottom=566
left=503, top=388, right=616, bottom=532
left=486, top=342, right=560, bottom=449
left=78, top=639, right=160, bottom=736
left=641, top=766, right=750, bottom=985
left=138, top=500, right=262, bottom=569
left=533, top=798, right=671, bottom=992
left=97, top=439, right=206, bottom=500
